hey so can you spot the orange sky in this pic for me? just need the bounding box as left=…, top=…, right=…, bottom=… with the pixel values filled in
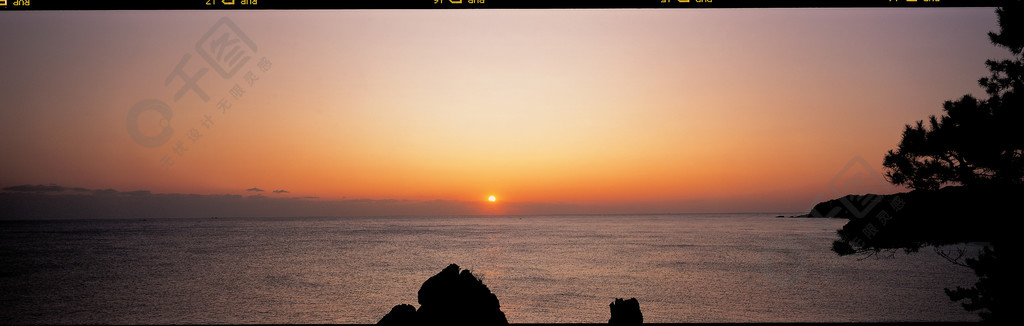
left=0, top=9, right=1009, bottom=214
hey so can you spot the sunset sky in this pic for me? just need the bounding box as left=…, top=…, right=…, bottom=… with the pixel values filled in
left=0, top=8, right=1010, bottom=215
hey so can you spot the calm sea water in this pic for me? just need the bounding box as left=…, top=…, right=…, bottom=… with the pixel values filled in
left=0, top=214, right=981, bottom=324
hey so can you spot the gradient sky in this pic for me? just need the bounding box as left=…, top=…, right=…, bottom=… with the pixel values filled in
left=0, top=8, right=1010, bottom=214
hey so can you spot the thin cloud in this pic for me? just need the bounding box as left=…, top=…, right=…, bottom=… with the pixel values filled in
left=246, top=187, right=264, bottom=192
left=3, top=184, right=81, bottom=192
left=0, top=185, right=485, bottom=219
left=273, top=189, right=290, bottom=194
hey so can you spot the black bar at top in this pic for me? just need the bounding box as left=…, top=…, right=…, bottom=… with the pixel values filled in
left=0, top=0, right=1003, bottom=10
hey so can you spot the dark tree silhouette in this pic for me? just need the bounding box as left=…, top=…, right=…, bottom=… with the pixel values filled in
left=872, top=1, right=1024, bottom=322
left=943, top=246, right=1013, bottom=323
left=882, top=1, right=1024, bottom=191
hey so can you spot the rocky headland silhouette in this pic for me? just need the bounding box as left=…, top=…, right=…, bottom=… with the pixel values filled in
left=797, top=184, right=1020, bottom=254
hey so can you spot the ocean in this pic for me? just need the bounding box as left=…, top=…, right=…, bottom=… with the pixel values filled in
left=0, top=214, right=981, bottom=324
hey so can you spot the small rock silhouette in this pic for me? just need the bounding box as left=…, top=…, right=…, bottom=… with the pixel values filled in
left=609, top=297, right=642, bottom=325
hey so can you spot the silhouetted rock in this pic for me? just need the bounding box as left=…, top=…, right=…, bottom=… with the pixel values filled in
left=609, top=297, right=642, bottom=325
left=377, top=304, right=416, bottom=325
left=377, top=263, right=508, bottom=326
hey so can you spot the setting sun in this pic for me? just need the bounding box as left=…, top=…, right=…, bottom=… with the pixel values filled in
left=488, top=195, right=496, bottom=202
